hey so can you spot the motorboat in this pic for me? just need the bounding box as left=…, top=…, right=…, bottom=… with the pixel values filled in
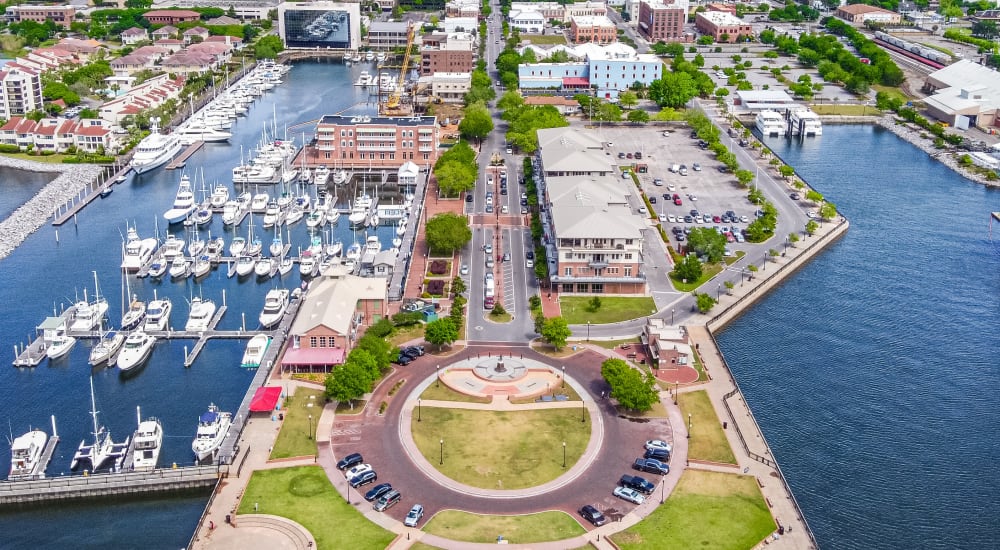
left=364, top=235, right=382, bottom=256
left=254, top=257, right=274, bottom=278
left=299, top=251, right=317, bottom=277
left=284, top=205, right=304, bottom=225
left=70, top=275, right=110, bottom=332
left=755, top=110, right=786, bottom=137
left=258, top=289, right=289, bottom=328
left=313, top=165, right=330, bottom=186
left=192, top=404, right=232, bottom=462
left=376, top=51, right=387, bottom=63
left=176, top=124, right=232, bottom=145
left=789, top=108, right=823, bottom=136
left=147, top=259, right=167, bottom=279
left=144, top=298, right=172, bottom=331
left=205, top=237, right=225, bottom=263
left=366, top=51, right=375, bottom=62
left=89, top=330, right=125, bottom=367
left=210, top=183, right=230, bottom=208
left=221, top=200, right=241, bottom=225
left=298, top=168, right=312, bottom=184
left=121, top=297, right=146, bottom=331
left=348, top=193, right=373, bottom=227
left=164, top=175, right=197, bottom=224
left=168, top=256, right=190, bottom=279
left=327, top=209, right=341, bottom=225
left=190, top=206, right=213, bottom=226
left=161, top=233, right=186, bottom=260
left=346, top=242, right=362, bottom=262
left=229, top=236, right=247, bottom=257
left=121, top=227, right=157, bottom=272
left=282, top=168, right=299, bottom=184
left=71, top=378, right=130, bottom=472
left=278, top=257, right=294, bottom=276
left=130, top=411, right=163, bottom=472
left=251, top=192, right=270, bottom=212
left=241, top=334, right=271, bottom=368
left=392, top=237, right=402, bottom=248
left=235, top=255, right=256, bottom=277
left=9, top=429, right=49, bottom=480
left=130, top=118, right=182, bottom=174
left=355, top=71, right=372, bottom=86
left=262, top=201, right=282, bottom=228
left=333, top=170, right=349, bottom=185
left=116, top=331, right=156, bottom=372
left=307, top=234, right=324, bottom=256
left=188, top=230, right=206, bottom=257
left=327, top=240, right=344, bottom=258
left=45, top=324, right=76, bottom=360
left=193, top=255, right=212, bottom=278
left=185, top=297, right=217, bottom=332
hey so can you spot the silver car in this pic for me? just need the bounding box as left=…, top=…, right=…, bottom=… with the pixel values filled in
left=613, top=486, right=645, bottom=505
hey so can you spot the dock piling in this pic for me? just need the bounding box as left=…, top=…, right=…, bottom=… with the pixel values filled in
left=51, top=415, right=57, bottom=438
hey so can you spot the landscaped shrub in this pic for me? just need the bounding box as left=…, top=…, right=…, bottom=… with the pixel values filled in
left=429, top=260, right=448, bottom=275
left=427, top=280, right=445, bottom=295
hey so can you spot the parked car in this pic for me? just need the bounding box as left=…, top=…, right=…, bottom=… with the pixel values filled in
left=613, top=486, right=645, bottom=505
left=344, top=463, right=373, bottom=479
left=374, top=490, right=402, bottom=511
left=674, top=198, right=682, bottom=206
left=460, top=264, right=469, bottom=275
left=484, top=243, right=493, bottom=254
left=406, top=345, right=426, bottom=356
left=634, top=151, right=642, bottom=159
left=644, top=448, right=670, bottom=461
left=526, top=251, right=534, bottom=260
left=404, top=504, right=425, bottom=527
left=638, top=206, right=648, bottom=215
left=790, top=192, right=800, bottom=200
left=619, top=474, right=656, bottom=495
left=350, top=470, right=378, bottom=488
left=486, top=256, right=495, bottom=268
left=579, top=504, right=607, bottom=526
left=649, top=197, right=656, bottom=204
left=692, top=162, right=701, bottom=171
left=465, top=194, right=473, bottom=203
left=485, top=204, right=494, bottom=213
left=337, top=453, right=363, bottom=471
left=365, top=483, right=393, bottom=502
left=633, top=458, right=669, bottom=475
left=645, top=440, right=673, bottom=453
left=394, top=353, right=412, bottom=366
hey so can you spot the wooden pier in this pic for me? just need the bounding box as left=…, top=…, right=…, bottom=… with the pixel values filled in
left=51, top=162, right=131, bottom=226
left=165, top=141, right=204, bottom=170
left=183, top=305, right=228, bottom=367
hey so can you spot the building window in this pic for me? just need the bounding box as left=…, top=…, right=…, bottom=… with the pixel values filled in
left=309, top=336, right=317, bottom=348
left=592, top=283, right=604, bottom=293
left=625, top=266, right=632, bottom=277
left=564, top=267, right=572, bottom=276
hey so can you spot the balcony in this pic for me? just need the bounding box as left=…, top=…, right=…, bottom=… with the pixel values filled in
left=588, top=259, right=609, bottom=269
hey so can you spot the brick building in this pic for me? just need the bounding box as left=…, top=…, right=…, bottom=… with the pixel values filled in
left=637, top=0, right=689, bottom=42
left=570, top=15, right=618, bottom=44
left=420, top=32, right=475, bottom=76
left=313, top=114, right=440, bottom=170
left=142, top=10, right=201, bottom=24
left=4, top=5, right=75, bottom=28
left=695, top=11, right=753, bottom=43
left=834, top=4, right=902, bottom=24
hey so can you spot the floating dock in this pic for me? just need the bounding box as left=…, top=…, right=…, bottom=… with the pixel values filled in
left=165, top=141, right=204, bottom=170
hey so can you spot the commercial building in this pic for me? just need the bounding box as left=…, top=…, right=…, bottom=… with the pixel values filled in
left=510, top=1, right=607, bottom=20
left=446, top=0, right=481, bottom=18
left=569, top=15, right=618, bottom=44
left=142, top=9, right=201, bottom=24
left=0, top=62, right=44, bottom=120
left=153, top=0, right=274, bottom=20
left=4, top=5, right=75, bottom=28
left=420, top=32, right=475, bottom=76
left=695, top=11, right=753, bottom=43
left=368, top=21, right=411, bottom=50
left=523, top=95, right=580, bottom=115
left=509, top=9, right=545, bottom=33
left=518, top=42, right=663, bottom=99
left=430, top=72, right=472, bottom=103
left=636, top=0, right=690, bottom=43
left=642, top=319, right=693, bottom=370
left=311, top=114, right=440, bottom=170
left=834, top=4, right=902, bottom=24
left=922, top=59, right=1000, bottom=129
left=277, top=2, right=361, bottom=50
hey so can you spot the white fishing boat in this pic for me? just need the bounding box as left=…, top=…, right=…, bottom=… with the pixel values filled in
left=205, top=237, right=225, bottom=263
left=143, top=298, right=172, bottom=331
left=190, top=206, right=213, bottom=226
left=313, top=165, right=330, bottom=186
left=278, top=257, right=294, bottom=276
left=221, top=200, right=241, bottom=226
left=192, top=404, right=232, bottom=462
left=130, top=409, right=163, bottom=472
left=168, top=256, right=190, bottom=279
left=299, top=251, right=317, bottom=277
left=116, top=330, right=156, bottom=372
left=192, top=254, right=212, bottom=278
left=147, top=259, right=167, bottom=279
left=241, top=334, right=271, bottom=368
left=121, top=227, right=157, bottom=272
left=229, top=236, right=246, bottom=257
left=363, top=235, right=382, bottom=256
left=71, top=378, right=130, bottom=472
left=254, top=257, right=274, bottom=278
left=251, top=192, right=270, bottom=212
left=45, top=323, right=76, bottom=360
left=258, top=289, right=290, bottom=328
left=210, top=183, right=230, bottom=208
left=235, top=255, right=256, bottom=277
left=163, top=174, right=197, bottom=224
left=185, top=297, right=217, bottom=332
left=71, top=272, right=110, bottom=332
left=130, top=118, right=182, bottom=174
left=8, top=429, right=49, bottom=480
left=89, top=329, right=125, bottom=367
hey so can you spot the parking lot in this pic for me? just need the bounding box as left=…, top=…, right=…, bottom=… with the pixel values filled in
left=598, top=125, right=761, bottom=253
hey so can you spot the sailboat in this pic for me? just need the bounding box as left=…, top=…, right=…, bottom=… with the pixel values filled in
left=70, top=271, right=110, bottom=332
left=88, top=317, right=125, bottom=367
left=71, top=378, right=130, bottom=472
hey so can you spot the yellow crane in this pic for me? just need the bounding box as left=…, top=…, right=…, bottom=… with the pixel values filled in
left=382, top=23, right=415, bottom=116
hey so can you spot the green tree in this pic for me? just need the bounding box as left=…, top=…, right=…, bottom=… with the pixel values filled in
left=686, top=227, right=727, bottom=263
left=424, top=317, right=458, bottom=350
left=649, top=71, right=699, bottom=108
left=735, top=168, right=754, bottom=187
left=779, top=165, right=796, bottom=179
left=458, top=101, right=494, bottom=144
left=355, top=334, right=394, bottom=373
left=540, top=316, right=571, bottom=350
left=805, top=219, right=818, bottom=236
left=345, top=348, right=380, bottom=383
left=819, top=201, right=837, bottom=220
left=434, top=160, right=476, bottom=197
left=325, top=361, right=372, bottom=406
left=672, top=254, right=703, bottom=283
left=600, top=358, right=659, bottom=412
left=452, top=276, right=467, bottom=296
left=626, top=109, right=649, bottom=124
left=588, top=296, right=602, bottom=311
left=367, top=318, right=395, bottom=338
left=425, top=212, right=471, bottom=254
left=618, top=90, right=638, bottom=109
left=491, top=302, right=506, bottom=315
left=695, top=292, right=717, bottom=313
left=496, top=90, right=524, bottom=111
left=254, top=35, right=284, bottom=59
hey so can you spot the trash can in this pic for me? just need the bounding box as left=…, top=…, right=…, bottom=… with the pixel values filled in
left=723, top=422, right=728, bottom=429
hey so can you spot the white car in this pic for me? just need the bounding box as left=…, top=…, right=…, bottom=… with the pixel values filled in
left=526, top=258, right=534, bottom=268
left=658, top=214, right=668, bottom=222
left=638, top=206, right=648, bottom=215
left=668, top=215, right=677, bottom=223
left=344, top=463, right=373, bottom=479
left=460, top=264, right=469, bottom=275
left=486, top=272, right=494, bottom=282
left=740, top=215, right=749, bottom=223
left=690, top=195, right=698, bottom=201
left=613, top=486, right=645, bottom=505
left=404, top=504, right=424, bottom=527
left=484, top=243, right=493, bottom=254
left=667, top=184, right=676, bottom=191
left=645, top=439, right=673, bottom=453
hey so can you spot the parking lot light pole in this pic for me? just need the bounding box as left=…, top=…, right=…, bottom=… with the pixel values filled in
left=661, top=479, right=665, bottom=504
left=436, top=365, right=440, bottom=387
left=717, top=284, right=721, bottom=300
left=562, top=365, right=566, bottom=388
left=417, top=399, right=421, bottom=422
left=439, top=439, right=444, bottom=465
left=563, top=441, right=567, bottom=468
left=308, top=414, right=313, bottom=440
left=581, top=400, right=586, bottom=423
left=671, top=308, right=675, bottom=325
left=587, top=321, right=591, bottom=341
left=687, top=413, right=692, bottom=439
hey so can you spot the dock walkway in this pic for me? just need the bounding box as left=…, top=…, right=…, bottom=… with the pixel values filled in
left=165, top=141, right=204, bottom=170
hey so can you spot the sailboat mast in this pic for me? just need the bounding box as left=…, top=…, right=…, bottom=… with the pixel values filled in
left=89, top=377, right=100, bottom=446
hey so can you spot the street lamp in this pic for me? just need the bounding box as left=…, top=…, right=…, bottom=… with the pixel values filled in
left=784, top=236, right=789, bottom=256
left=716, top=284, right=721, bottom=300
left=671, top=308, right=675, bottom=325
left=587, top=320, right=591, bottom=341
left=562, top=365, right=566, bottom=388
left=581, top=400, right=586, bottom=423
left=687, top=413, right=692, bottom=439
left=674, top=382, right=678, bottom=405
left=660, top=479, right=665, bottom=504
left=436, top=365, right=440, bottom=387
left=439, top=439, right=444, bottom=465
left=308, top=414, right=313, bottom=440
left=562, top=441, right=567, bottom=468
left=417, top=399, right=421, bottom=422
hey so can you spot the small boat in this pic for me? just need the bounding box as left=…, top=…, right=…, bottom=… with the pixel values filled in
left=71, top=271, right=110, bottom=332
left=168, top=256, right=190, bottom=279
left=364, top=235, right=382, bottom=256
left=221, top=200, right=241, bottom=225
left=241, top=334, right=271, bottom=368
left=258, top=289, right=289, bottom=328
left=254, top=257, right=274, bottom=278
left=192, top=404, right=232, bottom=462
left=193, top=255, right=212, bottom=278
left=327, top=209, right=341, bottom=225
left=143, top=298, right=172, bottom=331
left=229, top=236, right=246, bottom=257
left=284, top=206, right=304, bottom=225
left=163, top=175, right=197, bottom=224
left=392, top=237, right=402, bottom=248
left=246, top=237, right=263, bottom=257
left=147, top=260, right=167, bottom=279
left=313, top=166, right=330, bottom=186
left=269, top=236, right=284, bottom=258
left=368, top=214, right=380, bottom=228
left=298, top=168, right=312, bottom=184
left=262, top=201, right=282, bottom=228
left=121, top=226, right=157, bottom=272
left=327, top=240, right=344, bottom=258
left=355, top=70, right=372, bottom=86
left=191, top=206, right=213, bottom=226
left=9, top=429, right=49, bottom=480
left=205, top=237, right=225, bottom=263
left=278, top=257, right=293, bottom=276
left=116, top=331, right=156, bottom=372
left=299, top=251, right=317, bottom=276
left=45, top=325, right=76, bottom=360
left=89, top=330, right=125, bottom=367
left=306, top=209, right=325, bottom=228
left=185, top=297, right=217, bottom=332
left=99, top=185, right=113, bottom=198
left=209, top=183, right=230, bottom=208
left=130, top=410, right=163, bottom=472
left=251, top=192, right=270, bottom=212
left=188, top=231, right=206, bottom=258
left=235, top=255, right=256, bottom=277
left=282, top=168, right=299, bottom=184
left=121, top=297, right=146, bottom=331
left=71, top=378, right=130, bottom=472
left=396, top=218, right=407, bottom=236
left=333, top=170, right=349, bottom=185
left=161, top=233, right=186, bottom=260
left=366, top=51, right=375, bottom=62
left=346, top=242, right=362, bottom=262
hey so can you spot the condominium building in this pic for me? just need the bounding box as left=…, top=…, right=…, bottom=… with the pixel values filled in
left=0, top=63, right=44, bottom=120
left=636, top=0, right=689, bottom=42
left=430, top=72, right=472, bottom=103
left=368, top=21, right=411, bottom=50
left=4, top=5, right=75, bottom=28
left=312, top=114, right=440, bottom=169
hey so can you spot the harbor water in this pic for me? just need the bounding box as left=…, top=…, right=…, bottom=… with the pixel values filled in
left=719, top=125, right=1000, bottom=549
left=0, top=59, right=394, bottom=547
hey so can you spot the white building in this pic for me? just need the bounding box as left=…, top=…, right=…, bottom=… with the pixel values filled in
left=0, top=62, right=43, bottom=120
left=431, top=72, right=472, bottom=103
left=510, top=9, right=545, bottom=33
left=923, top=59, right=1000, bottom=129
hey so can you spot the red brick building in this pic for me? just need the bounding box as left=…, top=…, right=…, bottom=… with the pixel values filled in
left=5, top=5, right=75, bottom=28
left=570, top=15, right=618, bottom=44
left=313, top=114, right=440, bottom=169
left=637, top=0, right=688, bottom=43
left=142, top=10, right=201, bottom=25
left=420, top=33, right=475, bottom=76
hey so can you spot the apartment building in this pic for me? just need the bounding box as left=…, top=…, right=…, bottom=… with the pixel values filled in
left=313, top=114, right=440, bottom=169
left=0, top=63, right=44, bottom=120
left=420, top=32, right=475, bottom=76
left=430, top=72, right=472, bottom=103
left=4, top=5, right=75, bottom=28
left=368, top=21, right=411, bottom=49
left=570, top=15, right=618, bottom=44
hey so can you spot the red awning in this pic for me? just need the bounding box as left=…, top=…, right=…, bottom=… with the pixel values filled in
left=562, top=77, right=590, bottom=87
left=281, top=347, right=346, bottom=366
left=249, top=386, right=283, bottom=412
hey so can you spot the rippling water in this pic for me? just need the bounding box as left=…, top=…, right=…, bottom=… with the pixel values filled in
left=717, top=125, right=1000, bottom=549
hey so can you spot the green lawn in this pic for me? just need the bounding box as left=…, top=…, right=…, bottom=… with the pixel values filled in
left=389, top=324, right=426, bottom=347
left=810, top=104, right=877, bottom=116
left=489, top=311, right=513, bottom=323
left=592, top=337, right=642, bottom=350
left=560, top=296, right=657, bottom=325
left=423, top=510, right=585, bottom=543
left=611, top=470, right=775, bottom=550
left=238, top=466, right=396, bottom=550
left=871, top=85, right=909, bottom=104
left=522, top=34, right=567, bottom=45
left=412, top=408, right=591, bottom=489
left=677, top=390, right=737, bottom=464
left=271, top=388, right=324, bottom=459
left=0, top=152, right=70, bottom=163
left=419, top=382, right=492, bottom=404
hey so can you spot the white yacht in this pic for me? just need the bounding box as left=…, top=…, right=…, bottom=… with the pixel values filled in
left=185, top=297, right=217, bottom=332
left=789, top=108, right=823, bottom=136
left=89, top=330, right=125, bottom=367
left=363, top=235, right=382, bottom=256
left=9, top=429, right=49, bottom=480
left=235, top=255, right=256, bottom=277
left=45, top=324, right=76, bottom=360
left=258, top=289, right=290, bottom=328
left=176, top=124, right=232, bottom=145
left=163, top=175, right=197, bottom=224
left=355, top=70, right=372, bottom=86
left=306, top=209, right=326, bottom=228
left=206, top=237, right=225, bottom=263
left=278, top=257, right=294, bottom=276
left=161, top=233, right=186, bottom=260
left=298, top=251, right=317, bottom=277
left=121, top=227, right=158, bottom=272
left=755, top=110, right=786, bottom=137
left=116, top=331, right=156, bottom=372
left=210, top=183, right=230, bottom=208
left=254, top=257, right=274, bottom=278
left=192, top=404, right=232, bottom=462
left=229, top=236, right=247, bottom=257
left=313, top=165, right=330, bottom=186
left=144, top=298, right=172, bottom=331
left=70, top=285, right=110, bottom=333
left=221, top=200, right=241, bottom=226
left=130, top=411, right=163, bottom=472
left=193, top=254, right=213, bottom=278
left=131, top=118, right=183, bottom=174
left=251, top=192, right=270, bottom=212
left=262, top=201, right=282, bottom=228
left=241, top=334, right=271, bottom=368
left=146, top=260, right=167, bottom=279
left=168, top=256, right=190, bottom=279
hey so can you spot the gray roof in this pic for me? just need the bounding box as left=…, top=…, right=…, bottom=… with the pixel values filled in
left=547, top=174, right=644, bottom=239
left=369, top=21, right=411, bottom=32
left=537, top=127, right=614, bottom=174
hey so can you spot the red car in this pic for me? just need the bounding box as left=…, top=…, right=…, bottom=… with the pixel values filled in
left=674, top=197, right=682, bottom=205
left=672, top=193, right=680, bottom=200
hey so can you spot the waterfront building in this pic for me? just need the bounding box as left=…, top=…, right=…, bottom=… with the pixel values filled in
left=518, top=42, right=662, bottom=99
left=3, top=5, right=75, bottom=28
left=0, top=117, right=114, bottom=153
left=398, top=161, right=420, bottom=185
left=695, top=11, right=754, bottom=43
left=277, top=2, right=361, bottom=50
left=834, top=4, right=902, bottom=24
left=922, top=59, right=1000, bottom=129
left=420, top=32, right=475, bottom=75
left=569, top=15, right=618, bottom=45
left=142, top=9, right=201, bottom=24
left=368, top=21, right=412, bottom=49
left=0, top=63, right=43, bottom=120
left=430, top=72, right=472, bottom=103
left=731, top=89, right=797, bottom=113
left=636, top=0, right=691, bottom=43
left=98, top=74, right=184, bottom=125
left=312, top=114, right=440, bottom=169
left=643, top=318, right=692, bottom=370
left=121, top=27, right=150, bottom=46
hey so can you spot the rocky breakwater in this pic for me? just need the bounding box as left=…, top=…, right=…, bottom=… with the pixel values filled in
left=0, top=155, right=104, bottom=261
left=877, top=114, right=999, bottom=188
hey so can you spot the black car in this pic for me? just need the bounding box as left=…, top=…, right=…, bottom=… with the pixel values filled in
left=526, top=251, right=534, bottom=260
left=649, top=197, right=656, bottom=204
left=578, top=504, right=607, bottom=527
left=619, top=474, right=656, bottom=495
left=403, top=345, right=425, bottom=357
left=662, top=193, right=670, bottom=200
left=350, top=470, right=378, bottom=488
left=790, top=192, right=800, bottom=200
left=394, top=353, right=412, bottom=366
left=690, top=131, right=699, bottom=139
left=644, top=448, right=670, bottom=461
left=671, top=227, right=683, bottom=235
left=365, top=483, right=393, bottom=502
left=337, top=453, right=364, bottom=471
left=465, top=194, right=473, bottom=202
left=520, top=198, right=528, bottom=206
left=633, top=458, right=669, bottom=475
left=500, top=187, right=508, bottom=195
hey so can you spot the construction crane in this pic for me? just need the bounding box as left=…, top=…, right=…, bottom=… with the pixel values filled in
left=381, top=23, right=416, bottom=116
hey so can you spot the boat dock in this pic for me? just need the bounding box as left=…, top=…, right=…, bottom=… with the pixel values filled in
left=165, top=141, right=204, bottom=170
left=34, top=434, right=60, bottom=480
left=12, top=309, right=77, bottom=367
left=51, top=162, right=131, bottom=227
left=182, top=305, right=227, bottom=367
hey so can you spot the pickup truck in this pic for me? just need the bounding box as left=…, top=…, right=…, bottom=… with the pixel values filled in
left=619, top=474, right=656, bottom=495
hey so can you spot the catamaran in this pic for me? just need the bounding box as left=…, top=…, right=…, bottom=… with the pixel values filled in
left=71, top=378, right=130, bottom=472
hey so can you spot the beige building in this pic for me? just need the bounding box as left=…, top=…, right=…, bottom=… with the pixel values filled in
left=695, top=11, right=754, bottom=43
left=0, top=63, right=44, bottom=120
left=922, top=59, right=1000, bottom=129
left=834, top=4, right=901, bottom=24
left=4, top=5, right=75, bottom=28
left=642, top=318, right=693, bottom=370
left=570, top=15, right=618, bottom=44
left=431, top=72, right=472, bottom=103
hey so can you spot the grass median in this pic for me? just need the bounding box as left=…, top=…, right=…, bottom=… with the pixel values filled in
left=412, top=407, right=591, bottom=489
left=611, top=469, right=775, bottom=550
left=424, top=510, right=585, bottom=543
left=271, top=387, right=324, bottom=459
left=678, top=390, right=737, bottom=464
left=560, top=296, right=657, bottom=325
left=238, top=465, right=395, bottom=549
